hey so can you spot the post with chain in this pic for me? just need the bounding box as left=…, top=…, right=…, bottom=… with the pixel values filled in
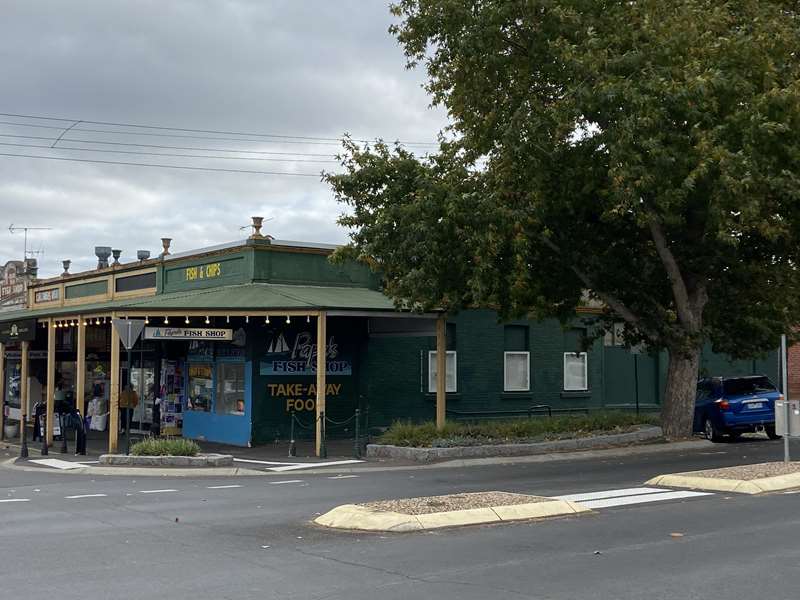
left=320, top=411, right=327, bottom=459
left=289, top=411, right=297, bottom=457
left=60, top=413, right=68, bottom=453
left=353, top=408, right=361, bottom=458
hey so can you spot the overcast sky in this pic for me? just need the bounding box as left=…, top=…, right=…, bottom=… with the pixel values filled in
left=0, top=0, right=446, bottom=277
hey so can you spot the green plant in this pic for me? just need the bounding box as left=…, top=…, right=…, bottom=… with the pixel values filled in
left=130, top=437, right=201, bottom=457
left=378, top=412, right=660, bottom=447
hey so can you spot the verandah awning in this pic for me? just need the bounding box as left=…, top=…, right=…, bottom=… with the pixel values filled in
left=0, top=282, right=400, bottom=322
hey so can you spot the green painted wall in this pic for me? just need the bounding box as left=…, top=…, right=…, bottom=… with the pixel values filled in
left=249, top=317, right=366, bottom=443
left=64, top=280, right=108, bottom=299
left=253, top=249, right=379, bottom=288
left=162, top=253, right=249, bottom=293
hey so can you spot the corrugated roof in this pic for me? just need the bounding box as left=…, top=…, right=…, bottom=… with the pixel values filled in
left=0, top=283, right=397, bottom=322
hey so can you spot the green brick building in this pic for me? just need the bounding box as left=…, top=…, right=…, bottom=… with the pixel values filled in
left=0, top=224, right=779, bottom=452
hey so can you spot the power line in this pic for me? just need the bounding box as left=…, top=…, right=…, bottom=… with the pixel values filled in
left=0, top=132, right=338, bottom=158
left=0, top=151, right=324, bottom=177
left=0, top=111, right=440, bottom=147
left=0, top=141, right=339, bottom=163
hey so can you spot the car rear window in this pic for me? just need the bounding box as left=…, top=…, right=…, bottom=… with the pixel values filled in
left=723, top=377, right=776, bottom=396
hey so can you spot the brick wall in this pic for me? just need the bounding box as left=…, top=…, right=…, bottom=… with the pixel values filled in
left=788, top=343, right=800, bottom=399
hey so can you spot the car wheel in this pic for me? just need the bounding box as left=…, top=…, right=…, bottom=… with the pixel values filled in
left=765, top=425, right=782, bottom=440
left=704, top=417, right=724, bottom=443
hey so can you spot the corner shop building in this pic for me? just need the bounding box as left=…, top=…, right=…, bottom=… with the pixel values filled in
left=0, top=231, right=779, bottom=455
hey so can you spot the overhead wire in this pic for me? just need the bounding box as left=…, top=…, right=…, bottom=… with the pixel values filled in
left=0, top=132, right=338, bottom=158
left=0, top=151, right=324, bottom=177
left=0, top=141, right=339, bottom=163
left=0, top=111, right=440, bottom=147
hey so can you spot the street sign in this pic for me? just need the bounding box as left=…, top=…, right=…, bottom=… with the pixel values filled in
left=144, top=326, right=233, bottom=341
left=776, top=399, right=800, bottom=438
left=112, top=319, right=146, bottom=350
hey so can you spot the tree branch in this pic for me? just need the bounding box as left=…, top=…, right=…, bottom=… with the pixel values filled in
left=539, top=234, right=657, bottom=342
left=647, top=215, right=697, bottom=331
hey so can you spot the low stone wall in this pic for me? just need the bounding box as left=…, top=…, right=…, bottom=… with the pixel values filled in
left=366, top=426, right=663, bottom=462
left=99, top=453, right=233, bottom=467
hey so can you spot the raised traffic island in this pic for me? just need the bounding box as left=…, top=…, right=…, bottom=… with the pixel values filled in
left=314, top=491, right=590, bottom=532
left=647, top=461, right=800, bottom=494
left=99, top=453, right=233, bottom=467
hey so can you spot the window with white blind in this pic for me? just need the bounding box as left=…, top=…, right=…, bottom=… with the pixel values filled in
left=428, top=351, right=457, bottom=393
left=563, top=352, right=588, bottom=391
left=504, top=351, right=530, bottom=392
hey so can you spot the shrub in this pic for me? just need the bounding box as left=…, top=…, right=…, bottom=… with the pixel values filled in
left=378, top=412, right=660, bottom=447
left=131, top=437, right=201, bottom=456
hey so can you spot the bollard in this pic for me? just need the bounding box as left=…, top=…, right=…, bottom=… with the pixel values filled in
left=41, top=435, right=48, bottom=455
left=289, top=411, right=297, bottom=458
left=20, top=421, right=28, bottom=458
left=353, top=408, right=361, bottom=458
left=320, top=412, right=327, bottom=459
left=60, top=414, right=68, bottom=454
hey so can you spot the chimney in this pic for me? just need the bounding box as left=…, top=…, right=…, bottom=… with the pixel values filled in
left=61, top=260, right=71, bottom=276
left=111, top=249, right=122, bottom=265
left=25, top=258, right=38, bottom=279
left=160, top=238, right=172, bottom=257
left=95, top=246, right=112, bottom=269
left=249, top=216, right=264, bottom=239
left=137, top=250, right=151, bottom=262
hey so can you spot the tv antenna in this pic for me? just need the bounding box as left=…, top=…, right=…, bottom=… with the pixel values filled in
left=8, top=224, right=52, bottom=261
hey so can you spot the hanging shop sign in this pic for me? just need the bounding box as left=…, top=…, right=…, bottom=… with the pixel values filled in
left=144, top=327, right=233, bottom=341
left=4, top=350, right=48, bottom=360
left=259, top=330, right=352, bottom=376
left=0, top=318, right=37, bottom=344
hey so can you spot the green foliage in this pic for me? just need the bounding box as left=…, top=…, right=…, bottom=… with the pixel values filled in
left=130, top=437, right=201, bottom=457
left=326, top=1, right=800, bottom=436
left=379, top=412, right=661, bottom=447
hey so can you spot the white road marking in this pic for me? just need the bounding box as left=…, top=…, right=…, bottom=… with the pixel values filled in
left=234, top=458, right=300, bottom=466
left=327, top=475, right=359, bottom=480
left=576, top=490, right=713, bottom=509
left=268, top=460, right=364, bottom=472
left=206, top=485, right=243, bottom=489
left=139, top=489, right=178, bottom=494
left=269, top=480, right=304, bottom=485
left=77, top=460, right=100, bottom=464
left=65, top=494, right=108, bottom=499
left=0, top=498, right=30, bottom=503
left=29, top=458, right=85, bottom=470
left=555, top=487, right=668, bottom=502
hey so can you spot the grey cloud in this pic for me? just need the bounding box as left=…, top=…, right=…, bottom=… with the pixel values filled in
left=0, top=0, right=446, bottom=276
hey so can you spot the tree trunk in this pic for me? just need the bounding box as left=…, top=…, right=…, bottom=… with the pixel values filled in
left=661, top=347, right=701, bottom=439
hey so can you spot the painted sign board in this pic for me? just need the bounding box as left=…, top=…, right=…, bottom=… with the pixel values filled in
left=144, top=327, right=233, bottom=341
left=0, top=318, right=37, bottom=344
left=259, top=330, right=352, bottom=376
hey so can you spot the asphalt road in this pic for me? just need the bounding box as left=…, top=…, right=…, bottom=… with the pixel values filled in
left=2, top=436, right=799, bottom=600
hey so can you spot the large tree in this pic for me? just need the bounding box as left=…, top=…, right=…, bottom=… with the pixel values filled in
left=326, top=0, right=800, bottom=438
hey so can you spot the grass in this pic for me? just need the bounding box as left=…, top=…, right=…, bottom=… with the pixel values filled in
left=378, top=412, right=661, bottom=448
left=131, top=437, right=201, bottom=457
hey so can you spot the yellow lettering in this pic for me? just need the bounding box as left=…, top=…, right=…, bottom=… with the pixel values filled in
left=307, top=384, right=316, bottom=396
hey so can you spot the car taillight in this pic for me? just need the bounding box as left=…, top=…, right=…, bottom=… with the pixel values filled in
left=715, top=398, right=730, bottom=410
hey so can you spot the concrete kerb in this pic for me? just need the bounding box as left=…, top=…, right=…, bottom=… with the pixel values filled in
left=2, top=438, right=712, bottom=477
left=1, top=458, right=267, bottom=477
left=314, top=498, right=590, bottom=532
left=646, top=472, right=800, bottom=495
left=367, top=426, right=665, bottom=462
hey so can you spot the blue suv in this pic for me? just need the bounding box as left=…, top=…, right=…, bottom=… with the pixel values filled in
left=693, top=376, right=782, bottom=442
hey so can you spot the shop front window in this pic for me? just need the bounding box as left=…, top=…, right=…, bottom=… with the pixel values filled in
left=216, top=362, right=245, bottom=416
left=188, top=363, right=213, bottom=412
